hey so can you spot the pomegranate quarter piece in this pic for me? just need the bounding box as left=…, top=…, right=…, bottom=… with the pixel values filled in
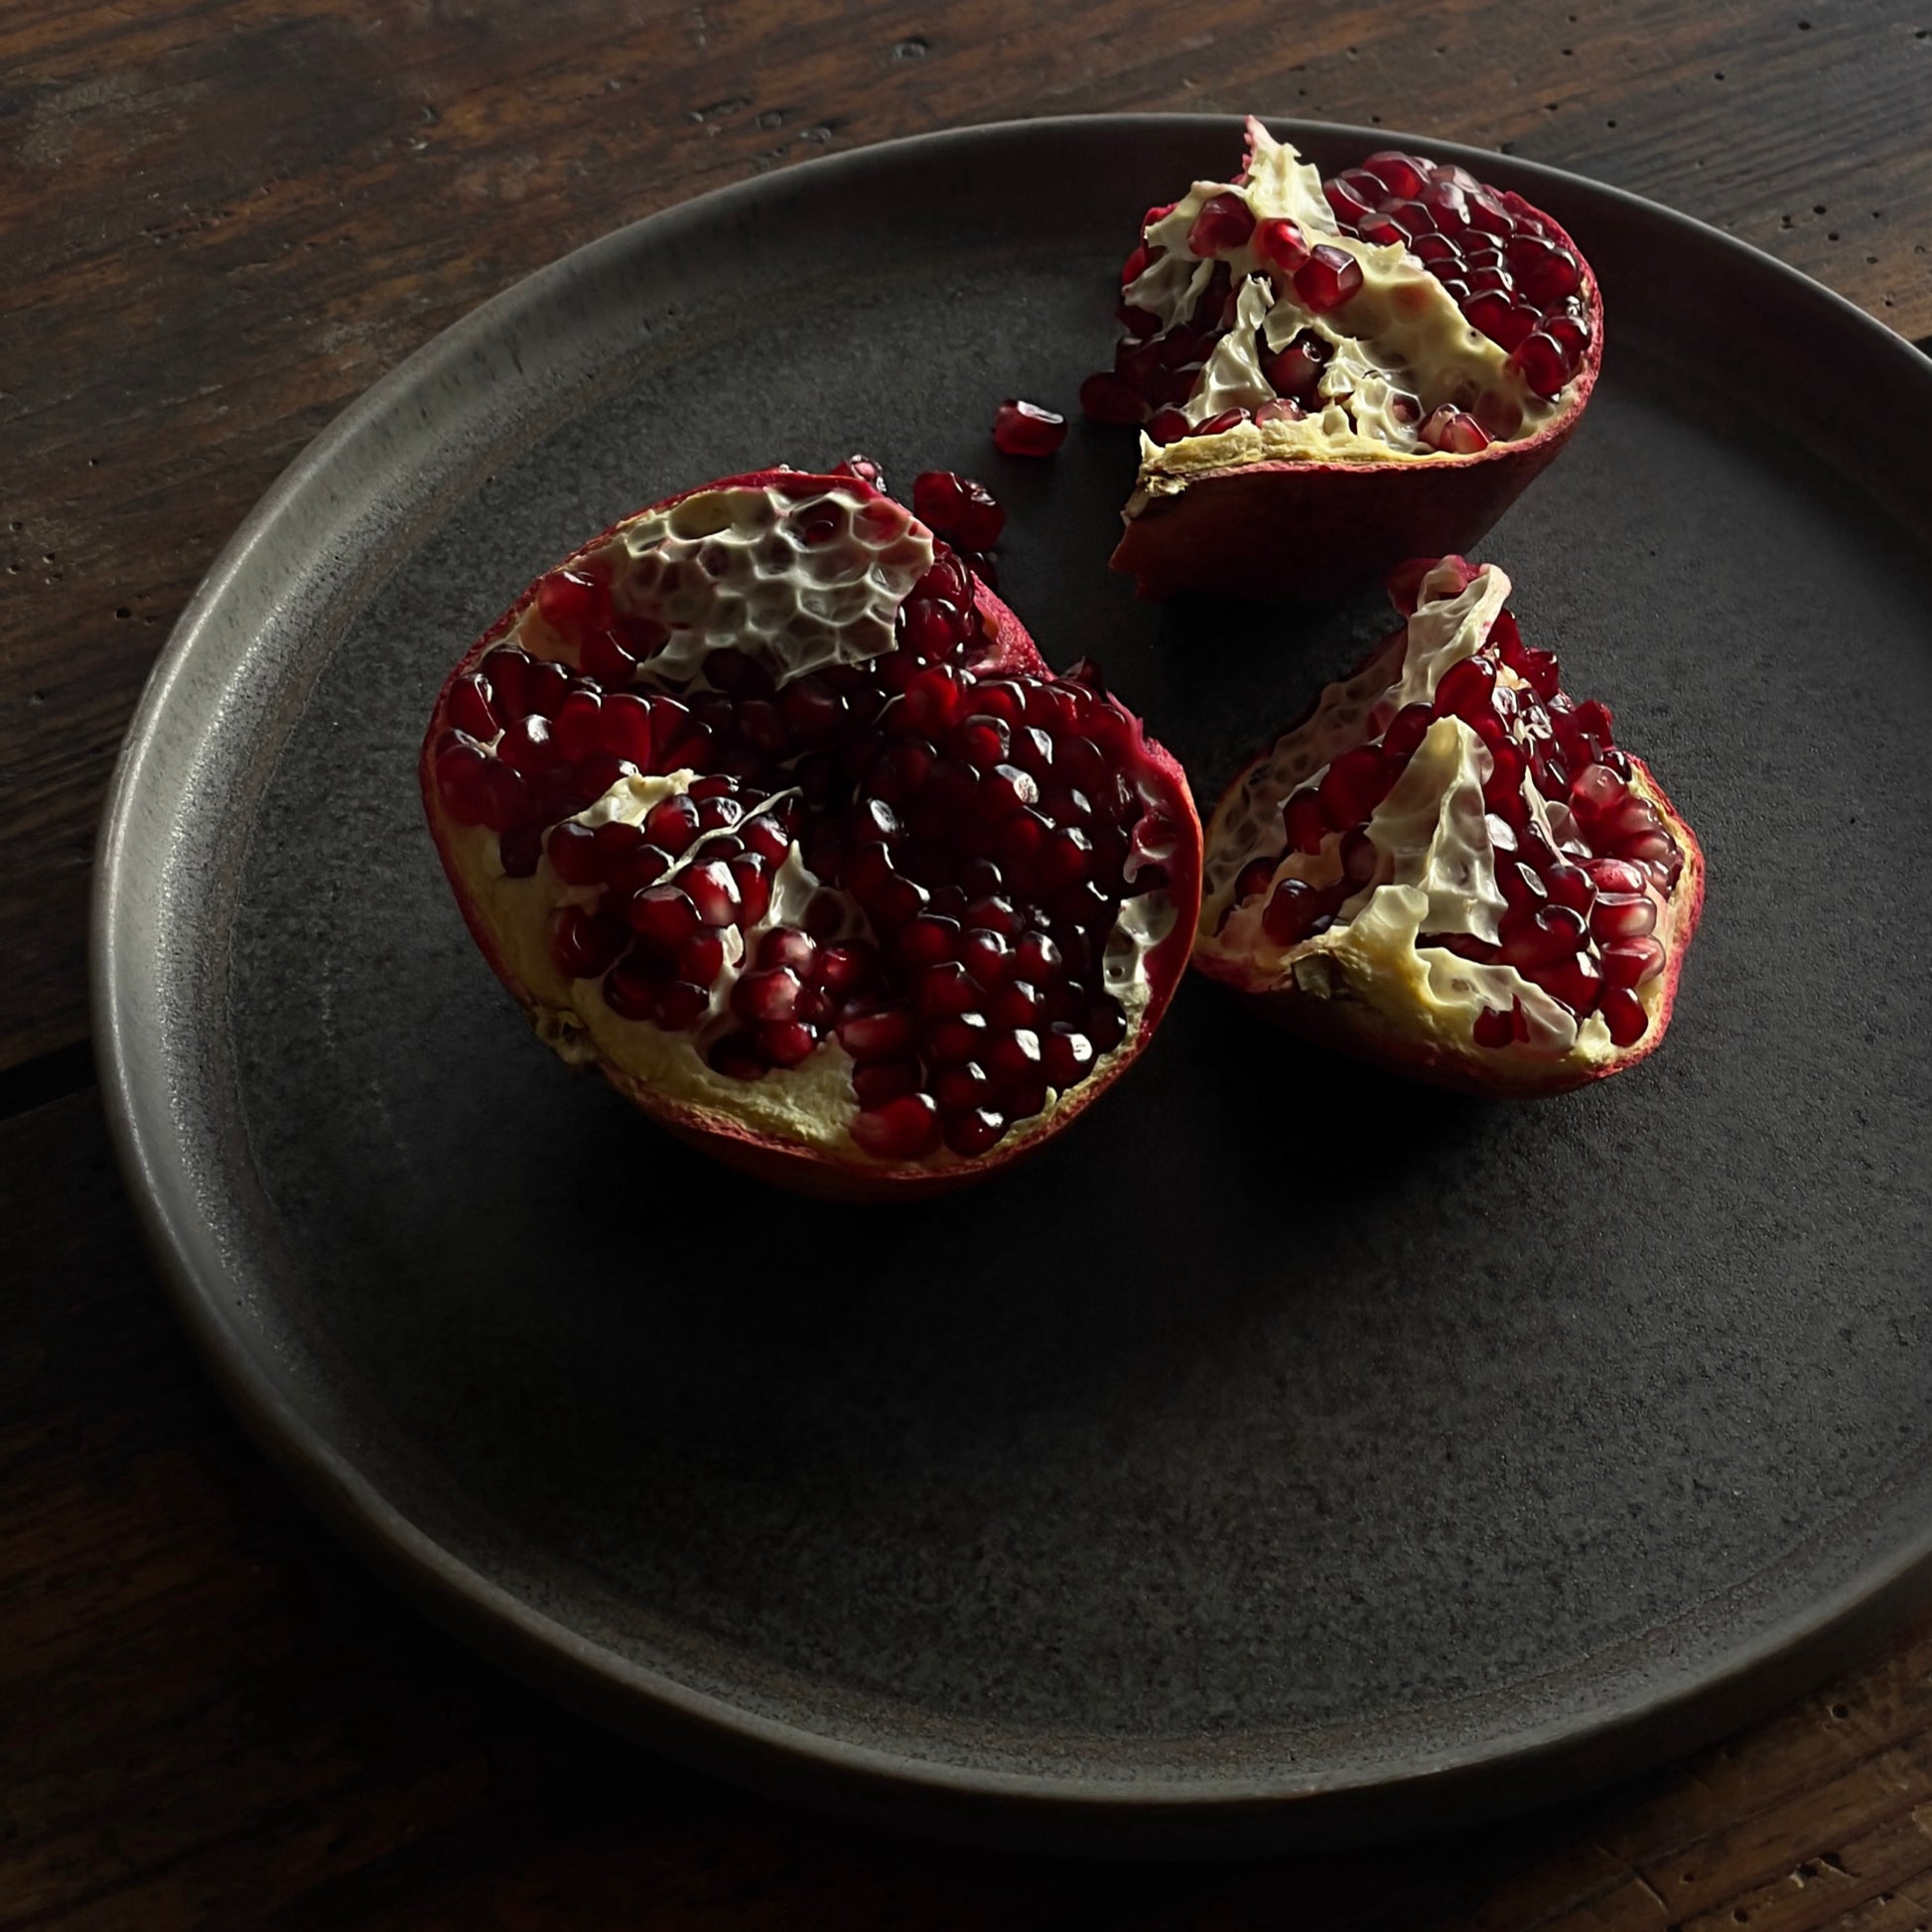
left=421, top=469, right=1202, bottom=1198
left=1193, top=557, right=1703, bottom=1095
left=1094, top=120, right=1602, bottom=601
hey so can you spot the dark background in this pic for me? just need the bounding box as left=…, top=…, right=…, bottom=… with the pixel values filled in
left=6, top=3, right=1932, bottom=1925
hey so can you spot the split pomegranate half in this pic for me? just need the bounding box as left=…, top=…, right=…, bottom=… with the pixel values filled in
left=1091, top=120, right=1603, bottom=601
left=421, top=468, right=1201, bottom=1197
left=1192, top=557, right=1702, bottom=1095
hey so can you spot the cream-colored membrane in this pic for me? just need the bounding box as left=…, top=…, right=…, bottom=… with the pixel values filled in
left=1124, top=123, right=1563, bottom=496
left=465, top=479, right=1174, bottom=1164
left=1196, top=561, right=1630, bottom=1064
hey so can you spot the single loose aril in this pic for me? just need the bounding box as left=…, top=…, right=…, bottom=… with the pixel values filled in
left=421, top=468, right=1202, bottom=1198
left=1094, top=119, right=1602, bottom=601
left=991, top=399, right=1069, bottom=459
left=1192, top=556, right=1703, bottom=1095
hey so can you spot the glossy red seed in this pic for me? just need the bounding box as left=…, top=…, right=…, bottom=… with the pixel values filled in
left=852, top=1059, right=920, bottom=1108
left=1420, top=406, right=1491, bottom=455
left=759, top=1021, right=818, bottom=1068
left=679, top=859, right=737, bottom=927
left=734, top=968, right=802, bottom=1025
left=944, top=1107, right=1010, bottom=1157
left=1284, top=788, right=1328, bottom=854
left=1531, top=950, right=1603, bottom=1016
left=625, top=886, right=700, bottom=949
left=548, top=904, right=624, bottom=980
left=1042, top=1027, right=1096, bottom=1088
left=1145, top=407, right=1192, bottom=446
left=545, top=820, right=602, bottom=885
left=642, top=793, right=700, bottom=856
left=850, top=1092, right=943, bottom=1160
left=1596, top=986, right=1648, bottom=1045
left=1591, top=893, right=1657, bottom=941
left=535, top=566, right=609, bottom=641
left=1498, top=902, right=1588, bottom=969
left=1252, top=216, right=1311, bottom=273
left=1187, top=191, right=1256, bottom=257
left=1433, top=654, right=1497, bottom=723
left=1262, top=877, right=1323, bottom=945
left=1472, top=1005, right=1516, bottom=1047
left=1600, top=935, right=1667, bottom=988
left=1510, top=332, right=1572, bottom=398
left=991, top=399, right=1068, bottom=458
left=910, top=471, right=1005, bottom=550
left=1318, top=746, right=1396, bottom=827
left=1543, top=864, right=1596, bottom=915
left=449, top=674, right=497, bottom=739
left=1294, top=244, right=1364, bottom=313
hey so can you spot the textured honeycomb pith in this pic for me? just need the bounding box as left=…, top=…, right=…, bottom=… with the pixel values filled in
left=1192, top=558, right=1704, bottom=1095
left=422, top=470, right=1203, bottom=1195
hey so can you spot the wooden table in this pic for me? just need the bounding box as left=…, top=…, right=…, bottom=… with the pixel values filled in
left=6, top=3, right=1930, bottom=1923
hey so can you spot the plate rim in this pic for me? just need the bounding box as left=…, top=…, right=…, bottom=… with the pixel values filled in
left=89, top=110, right=1932, bottom=1854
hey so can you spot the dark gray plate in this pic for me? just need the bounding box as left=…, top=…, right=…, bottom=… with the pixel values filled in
left=93, top=116, right=1932, bottom=1857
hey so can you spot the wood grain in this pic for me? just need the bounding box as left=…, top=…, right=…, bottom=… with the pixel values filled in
left=2, top=0, right=1930, bottom=1071
left=10, top=1085, right=1932, bottom=1928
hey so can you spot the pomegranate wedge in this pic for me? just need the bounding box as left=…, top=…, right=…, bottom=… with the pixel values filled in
left=422, top=468, right=1201, bottom=1197
left=1094, top=120, right=1602, bottom=601
left=1193, top=557, right=1703, bottom=1094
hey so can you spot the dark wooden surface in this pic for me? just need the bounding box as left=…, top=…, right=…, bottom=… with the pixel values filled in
left=5, top=2, right=1932, bottom=1924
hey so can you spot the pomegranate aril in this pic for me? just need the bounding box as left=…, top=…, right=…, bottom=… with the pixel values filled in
left=992, top=399, right=1068, bottom=458
left=731, top=855, right=772, bottom=925
left=1499, top=901, right=1588, bottom=969
left=1472, top=1005, right=1515, bottom=1048
left=1323, top=175, right=1374, bottom=224
left=1235, top=856, right=1277, bottom=902
left=549, top=904, right=625, bottom=981
left=1360, top=150, right=1428, bottom=200
left=839, top=1008, right=916, bottom=1062
left=1087, top=995, right=1127, bottom=1053
left=1294, top=245, right=1363, bottom=313
left=732, top=968, right=801, bottom=1025
left=759, top=1021, right=819, bottom=1069
left=1262, top=877, right=1323, bottom=945
left=535, top=565, right=610, bottom=642
left=497, top=714, right=564, bottom=779
left=475, top=759, right=528, bottom=833
left=897, top=915, right=962, bottom=973
left=1252, top=216, right=1311, bottom=273
left=984, top=1028, right=1043, bottom=1089
left=433, top=734, right=490, bottom=822
left=925, top=1013, right=990, bottom=1065
left=911, top=472, right=1005, bottom=551
left=545, top=820, right=603, bottom=885
left=1146, top=408, right=1192, bottom=446
left=853, top=1059, right=920, bottom=1107
left=945, top=1107, right=1010, bottom=1158
left=1531, top=950, right=1602, bottom=1016
left=709, top=1034, right=765, bottom=1081
left=626, top=886, right=700, bottom=950
left=1600, top=935, right=1667, bottom=988
left=1420, top=406, right=1490, bottom=455
left=684, top=860, right=741, bottom=927
left=449, top=674, right=497, bottom=739
left=1508, top=332, right=1572, bottom=399
left=1499, top=861, right=1547, bottom=910
left=1318, top=746, right=1397, bottom=827
left=1284, top=787, right=1328, bottom=855
left=933, top=1060, right=993, bottom=1113
left=1196, top=407, right=1250, bottom=436
left=1543, top=864, right=1596, bottom=915
left=1591, top=893, right=1657, bottom=941
left=643, top=793, right=701, bottom=856
left=1042, top=1026, right=1096, bottom=1088
left=498, top=824, right=542, bottom=877
left=1597, top=986, right=1649, bottom=1046
left=603, top=958, right=660, bottom=1022
left=1187, top=191, right=1256, bottom=257
left=1433, top=654, right=1497, bottom=723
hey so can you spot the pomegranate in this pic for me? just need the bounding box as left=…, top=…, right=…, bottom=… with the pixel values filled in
left=421, top=469, right=1201, bottom=1197
left=1192, top=557, right=1703, bottom=1094
left=1092, top=120, right=1602, bottom=601
left=992, top=399, right=1069, bottom=459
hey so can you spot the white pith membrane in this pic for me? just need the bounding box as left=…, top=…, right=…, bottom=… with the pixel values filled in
left=1194, top=561, right=1687, bottom=1071
left=436, top=480, right=1179, bottom=1168
left=1122, top=126, right=1567, bottom=506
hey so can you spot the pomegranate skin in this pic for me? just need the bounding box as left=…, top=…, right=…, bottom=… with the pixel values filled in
left=1106, top=125, right=1604, bottom=603
left=1111, top=355, right=1589, bottom=605
left=421, top=469, right=1202, bottom=1200
left=1212, top=762, right=1703, bottom=1098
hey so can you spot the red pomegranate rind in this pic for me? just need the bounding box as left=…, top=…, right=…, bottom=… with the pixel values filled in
left=1192, top=558, right=1703, bottom=1095
left=421, top=469, right=1201, bottom=1198
left=1099, top=120, right=1603, bottom=602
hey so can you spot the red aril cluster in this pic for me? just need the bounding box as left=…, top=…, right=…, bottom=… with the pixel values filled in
left=1082, top=143, right=1592, bottom=436
left=1325, top=152, right=1591, bottom=400
left=429, top=484, right=1182, bottom=1167
left=1222, top=573, right=1685, bottom=1052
